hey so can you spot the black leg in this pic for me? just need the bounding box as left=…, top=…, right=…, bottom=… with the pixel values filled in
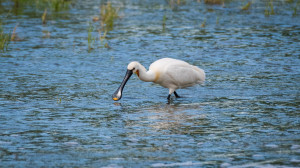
left=167, top=94, right=171, bottom=104
left=167, top=94, right=171, bottom=100
left=174, top=91, right=180, bottom=98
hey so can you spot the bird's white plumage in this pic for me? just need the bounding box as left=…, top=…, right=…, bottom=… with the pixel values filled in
left=129, top=58, right=205, bottom=95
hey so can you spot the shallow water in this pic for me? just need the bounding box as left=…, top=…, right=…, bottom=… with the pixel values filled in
left=1, top=0, right=300, bottom=167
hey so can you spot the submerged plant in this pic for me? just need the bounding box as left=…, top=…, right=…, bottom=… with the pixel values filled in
left=0, top=23, right=11, bottom=52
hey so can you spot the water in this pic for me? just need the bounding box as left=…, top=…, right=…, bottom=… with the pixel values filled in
left=1, top=0, right=300, bottom=167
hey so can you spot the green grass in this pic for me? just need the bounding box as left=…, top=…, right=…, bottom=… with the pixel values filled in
left=0, top=23, right=11, bottom=52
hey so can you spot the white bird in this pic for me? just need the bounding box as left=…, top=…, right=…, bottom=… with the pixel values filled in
left=112, top=58, right=205, bottom=101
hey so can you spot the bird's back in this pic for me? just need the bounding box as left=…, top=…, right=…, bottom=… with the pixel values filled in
left=149, top=58, right=205, bottom=89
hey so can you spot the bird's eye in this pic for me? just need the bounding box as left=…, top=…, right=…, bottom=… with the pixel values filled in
left=132, top=68, right=135, bottom=71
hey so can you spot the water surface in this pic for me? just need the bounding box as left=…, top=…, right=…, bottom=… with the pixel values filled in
left=1, top=0, right=300, bottom=167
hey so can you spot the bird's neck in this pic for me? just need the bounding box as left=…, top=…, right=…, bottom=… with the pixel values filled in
left=137, top=64, right=156, bottom=82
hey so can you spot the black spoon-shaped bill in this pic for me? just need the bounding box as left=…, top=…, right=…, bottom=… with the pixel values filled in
left=112, top=69, right=133, bottom=101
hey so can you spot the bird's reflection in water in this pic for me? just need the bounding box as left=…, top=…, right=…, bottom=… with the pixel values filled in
left=142, top=102, right=209, bottom=135
left=112, top=100, right=210, bottom=136
left=113, top=102, right=122, bottom=106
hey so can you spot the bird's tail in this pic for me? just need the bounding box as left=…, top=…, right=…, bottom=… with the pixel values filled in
left=193, top=66, right=205, bottom=84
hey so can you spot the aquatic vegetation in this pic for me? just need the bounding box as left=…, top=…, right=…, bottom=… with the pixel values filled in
left=292, top=0, right=300, bottom=17
left=0, top=23, right=11, bottom=52
left=99, top=29, right=107, bottom=43
left=167, top=0, right=186, bottom=7
left=265, top=0, right=275, bottom=16
left=87, top=2, right=119, bottom=51
left=10, top=24, right=19, bottom=41
left=87, top=23, right=110, bottom=51
left=162, top=14, right=167, bottom=31
left=241, top=1, right=252, bottom=10
left=7, top=0, right=71, bottom=14
left=42, top=8, right=47, bottom=24
left=37, top=0, right=71, bottom=12
left=99, top=29, right=110, bottom=48
left=87, top=22, right=96, bottom=52
left=100, top=2, right=119, bottom=32
left=204, top=0, right=224, bottom=5
left=47, top=0, right=70, bottom=12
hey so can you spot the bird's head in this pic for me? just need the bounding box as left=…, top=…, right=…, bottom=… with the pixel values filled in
left=127, top=61, right=140, bottom=77
left=112, top=61, right=141, bottom=101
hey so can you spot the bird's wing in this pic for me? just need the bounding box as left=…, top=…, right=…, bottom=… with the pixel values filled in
left=165, top=64, right=203, bottom=88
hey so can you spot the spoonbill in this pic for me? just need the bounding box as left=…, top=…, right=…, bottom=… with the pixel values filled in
left=112, top=58, right=205, bottom=101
